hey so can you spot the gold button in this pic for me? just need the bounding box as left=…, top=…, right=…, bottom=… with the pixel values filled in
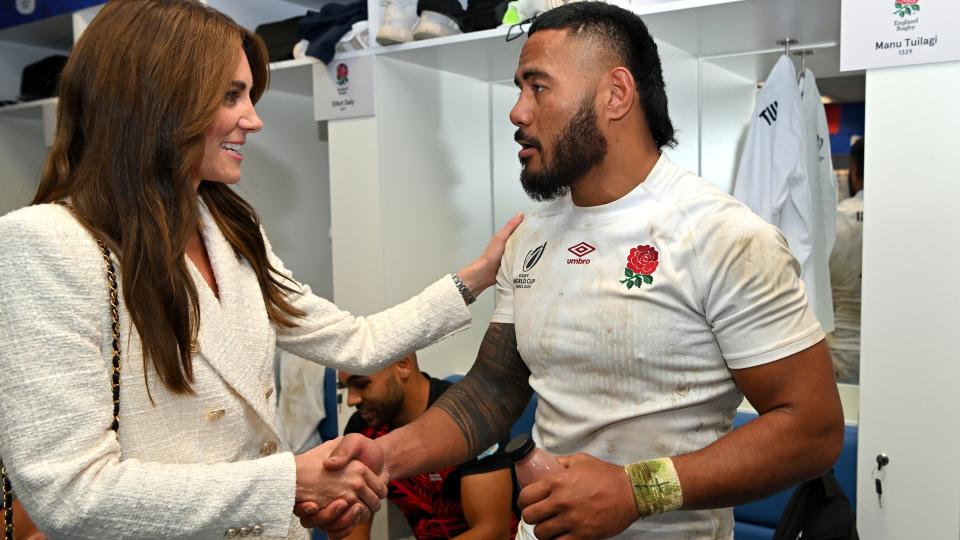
left=252, top=524, right=263, bottom=536
left=260, top=441, right=278, bottom=456
left=224, top=529, right=238, bottom=538
left=264, top=387, right=274, bottom=400
left=206, top=409, right=226, bottom=421
left=239, top=526, right=250, bottom=537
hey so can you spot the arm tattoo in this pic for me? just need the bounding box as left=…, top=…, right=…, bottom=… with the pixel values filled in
left=434, top=323, right=532, bottom=456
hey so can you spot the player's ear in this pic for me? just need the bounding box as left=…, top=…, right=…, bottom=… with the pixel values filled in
left=393, top=354, right=414, bottom=381
left=603, top=66, right=637, bottom=122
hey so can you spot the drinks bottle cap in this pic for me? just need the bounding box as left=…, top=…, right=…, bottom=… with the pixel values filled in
left=506, top=433, right=536, bottom=462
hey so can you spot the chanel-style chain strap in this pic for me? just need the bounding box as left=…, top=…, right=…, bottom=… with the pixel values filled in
left=2, top=460, right=10, bottom=540
left=2, top=203, right=121, bottom=540
left=100, top=238, right=122, bottom=432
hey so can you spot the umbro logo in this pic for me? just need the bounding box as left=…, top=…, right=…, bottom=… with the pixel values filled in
left=567, top=242, right=595, bottom=265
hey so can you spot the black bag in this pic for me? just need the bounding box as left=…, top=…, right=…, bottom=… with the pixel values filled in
left=461, top=0, right=510, bottom=32
left=773, top=470, right=859, bottom=540
left=19, top=55, right=68, bottom=101
left=255, top=16, right=304, bottom=63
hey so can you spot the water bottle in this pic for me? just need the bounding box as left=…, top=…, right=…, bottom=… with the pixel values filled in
left=506, top=434, right=562, bottom=540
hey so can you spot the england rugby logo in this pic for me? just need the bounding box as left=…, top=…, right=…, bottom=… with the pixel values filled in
left=893, top=0, right=919, bottom=18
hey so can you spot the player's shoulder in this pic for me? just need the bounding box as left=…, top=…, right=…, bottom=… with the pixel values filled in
left=652, top=161, right=771, bottom=235
left=516, top=198, right=567, bottom=233
left=502, top=199, right=566, bottom=256
left=644, top=162, right=787, bottom=263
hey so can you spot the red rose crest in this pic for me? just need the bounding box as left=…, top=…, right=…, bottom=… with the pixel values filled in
left=894, top=0, right=919, bottom=17
left=336, top=63, right=349, bottom=87
left=620, top=244, right=659, bottom=290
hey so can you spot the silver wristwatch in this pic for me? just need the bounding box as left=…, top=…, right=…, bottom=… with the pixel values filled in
left=451, top=273, right=477, bottom=306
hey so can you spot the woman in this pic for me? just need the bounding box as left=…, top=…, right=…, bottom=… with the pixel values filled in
left=0, top=1, right=521, bottom=539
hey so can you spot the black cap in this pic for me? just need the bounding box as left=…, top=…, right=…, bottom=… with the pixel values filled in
left=506, top=433, right=536, bottom=462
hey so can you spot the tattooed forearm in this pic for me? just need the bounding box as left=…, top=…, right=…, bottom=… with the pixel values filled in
left=434, top=323, right=533, bottom=456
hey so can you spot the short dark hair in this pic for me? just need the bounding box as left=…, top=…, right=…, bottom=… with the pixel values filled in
left=850, top=138, right=864, bottom=180
left=528, top=2, right=677, bottom=150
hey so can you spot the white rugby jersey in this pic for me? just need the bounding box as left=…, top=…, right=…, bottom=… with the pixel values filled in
left=800, top=68, right=838, bottom=332
left=492, top=155, right=824, bottom=539
left=828, top=190, right=864, bottom=353
left=734, top=56, right=826, bottom=329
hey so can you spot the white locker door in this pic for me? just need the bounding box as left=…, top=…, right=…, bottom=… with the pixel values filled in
left=858, top=60, right=960, bottom=539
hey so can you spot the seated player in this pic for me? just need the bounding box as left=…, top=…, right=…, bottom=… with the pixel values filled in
left=339, top=353, right=518, bottom=539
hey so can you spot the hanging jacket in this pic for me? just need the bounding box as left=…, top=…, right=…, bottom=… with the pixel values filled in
left=800, top=68, right=838, bottom=332
left=734, top=56, right=818, bottom=322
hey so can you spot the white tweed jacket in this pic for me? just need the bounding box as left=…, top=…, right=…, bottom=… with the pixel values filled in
left=0, top=203, right=471, bottom=539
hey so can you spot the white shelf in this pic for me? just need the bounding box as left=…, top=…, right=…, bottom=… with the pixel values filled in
left=280, top=0, right=350, bottom=10
left=268, top=57, right=318, bottom=97
left=0, top=60, right=317, bottom=119
left=0, top=97, right=56, bottom=120
left=640, top=0, right=841, bottom=59
left=0, top=11, right=73, bottom=50
left=379, top=27, right=525, bottom=83
left=206, top=0, right=338, bottom=32
left=709, top=44, right=855, bottom=83
left=0, top=0, right=856, bottom=124
left=275, top=0, right=846, bottom=84
left=366, top=0, right=847, bottom=83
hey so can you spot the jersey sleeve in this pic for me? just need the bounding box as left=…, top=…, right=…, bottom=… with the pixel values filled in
left=490, top=234, right=519, bottom=325
left=694, top=198, right=825, bottom=370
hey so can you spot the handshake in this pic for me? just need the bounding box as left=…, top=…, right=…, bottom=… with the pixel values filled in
left=291, top=432, right=645, bottom=540
left=292, top=434, right=386, bottom=539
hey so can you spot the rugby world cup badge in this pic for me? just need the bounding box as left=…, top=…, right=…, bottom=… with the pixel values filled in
left=515, top=242, right=546, bottom=289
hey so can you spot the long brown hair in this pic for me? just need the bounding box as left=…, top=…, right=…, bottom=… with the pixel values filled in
left=33, top=0, right=304, bottom=396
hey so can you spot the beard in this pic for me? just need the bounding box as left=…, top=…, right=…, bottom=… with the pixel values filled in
left=517, top=95, right=608, bottom=202
left=357, top=378, right=405, bottom=429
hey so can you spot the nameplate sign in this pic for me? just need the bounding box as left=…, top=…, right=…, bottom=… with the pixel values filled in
left=313, top=54, right=375, bottom=121
left=841, top=0, right=960, bottom=70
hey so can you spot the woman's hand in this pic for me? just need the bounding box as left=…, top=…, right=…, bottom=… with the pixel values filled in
left=295, top=434, right=390, bottom=537
left=293, top=437, right=387, bottom=517
left=456, top=213, right=524, bottom=299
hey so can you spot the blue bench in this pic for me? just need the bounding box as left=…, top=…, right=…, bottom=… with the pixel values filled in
left=317, top=367, right=340, bottom=443
left=733, top=411, right=858, bottom=540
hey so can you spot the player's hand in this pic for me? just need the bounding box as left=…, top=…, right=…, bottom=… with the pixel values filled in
left=293, top=436, right=386, bottom=535
left=518, top=453, right=640, bottom=539
left=324, top=433, right=387, bottom=477
left=294, top=434, right=389, bottom=533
